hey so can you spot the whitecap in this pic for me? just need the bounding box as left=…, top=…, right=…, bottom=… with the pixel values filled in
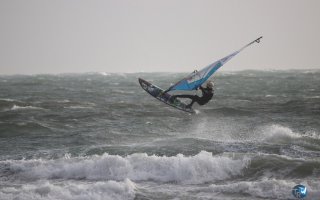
left=194, top=109, right=201, bottom=114
left=57, top=99, right=71, bottom=103
left=261, top=124, right=300, bottom=142
left=2, top=151, right=249, bottom=184
left=265, top=94, right=276, bottom=97
left=65, top=106, right=93, bottom=109
left=99, top=72, right=110, bottom=76
left=11, top=105, right=45, bottom=111
left=0, top=98, right=17, bottom=102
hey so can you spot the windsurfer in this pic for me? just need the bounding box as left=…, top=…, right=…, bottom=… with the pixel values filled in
left=170, top=81, right=214, bottom=108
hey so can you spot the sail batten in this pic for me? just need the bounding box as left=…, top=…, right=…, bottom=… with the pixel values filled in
left=166, top=37, right=262, bottom=92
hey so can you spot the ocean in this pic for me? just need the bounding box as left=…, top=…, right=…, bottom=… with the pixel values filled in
left=0, top=70, right=319, bottom=200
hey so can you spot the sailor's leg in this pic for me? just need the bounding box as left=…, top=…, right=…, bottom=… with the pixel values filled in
left=186, top=96, right=201, bottom=108
left=170, top=94, right=191, bottom=103
left=170, top=94, right=193, bottom=103
left=172, top=95, right=200, bottom=108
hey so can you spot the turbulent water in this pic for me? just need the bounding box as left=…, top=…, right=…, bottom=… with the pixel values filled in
left=0, top=70, right=319, bottom=200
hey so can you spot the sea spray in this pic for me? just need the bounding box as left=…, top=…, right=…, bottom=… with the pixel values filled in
left=2, top=151, right=249, bottom=184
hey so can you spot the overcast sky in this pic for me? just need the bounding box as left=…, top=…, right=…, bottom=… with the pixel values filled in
left=0, top=0, right=319, bottom=74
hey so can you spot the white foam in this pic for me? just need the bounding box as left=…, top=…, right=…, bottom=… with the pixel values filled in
left=265, top=94, right=276, bottom=97
left=57, top=99, right=71, bottom=103
left=0, top=179, right=136, bottom=200
left=259, top=124, right=320, bottom=143
left=194, top=109, right=201, bottom=114
left=11, top=105, right=45, bottom=111
left=253, top=124, right=300, bottom=143
left=99, top=72, right=110, bottom=76
left=0, top=98, right=17, bottom=102
left=304, top=131, right=320, bottom=140
left=65, top=106, right=94, bottom=109
left=3, top=151, right=249, bottom=184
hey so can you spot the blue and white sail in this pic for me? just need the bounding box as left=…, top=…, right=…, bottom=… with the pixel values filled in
left=166, top=37, right=262, bottom=92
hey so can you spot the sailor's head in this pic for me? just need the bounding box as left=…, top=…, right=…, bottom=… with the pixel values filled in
left=206, top=81, right=214, bottom=89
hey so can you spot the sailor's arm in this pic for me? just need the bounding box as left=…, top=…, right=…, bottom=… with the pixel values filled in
left=199, top=85, right=205, bottom=94
left=199, top=85, right=204, bottom=90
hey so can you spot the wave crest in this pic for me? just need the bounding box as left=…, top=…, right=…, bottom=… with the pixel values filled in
left=3, top=151, right=249, bottom=184
left=260, top=124, right=300, bottom=143
left=11, top=105, right=44, bottom=111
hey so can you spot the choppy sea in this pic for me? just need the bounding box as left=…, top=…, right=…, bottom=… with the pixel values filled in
left=0, top=70, right=319, bottom=200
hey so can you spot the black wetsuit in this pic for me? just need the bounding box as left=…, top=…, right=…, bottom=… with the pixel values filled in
left=172, top=86, right=213, bottom=108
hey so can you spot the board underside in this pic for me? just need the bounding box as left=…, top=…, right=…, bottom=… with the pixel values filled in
left=139, top=78, right=195, bottom=114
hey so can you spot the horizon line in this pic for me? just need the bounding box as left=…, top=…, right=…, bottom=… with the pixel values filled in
left=1, top=68, right=320, bottom=76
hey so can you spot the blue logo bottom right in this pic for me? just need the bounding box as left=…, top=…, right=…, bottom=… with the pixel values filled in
left=292, top=184, right=307, bottom=199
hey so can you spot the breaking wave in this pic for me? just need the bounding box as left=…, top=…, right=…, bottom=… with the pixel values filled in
left=1, top=151, right=249, bottom=184
left=253, top=124, right=320, bottom=144
left=258, top=124, right=300, bottom=142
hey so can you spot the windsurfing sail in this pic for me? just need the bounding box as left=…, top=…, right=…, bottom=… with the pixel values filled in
left=165, top=37, right=262, bottom=92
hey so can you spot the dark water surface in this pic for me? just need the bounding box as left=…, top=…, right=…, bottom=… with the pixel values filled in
left=0, top=70, right=319, bottom=199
